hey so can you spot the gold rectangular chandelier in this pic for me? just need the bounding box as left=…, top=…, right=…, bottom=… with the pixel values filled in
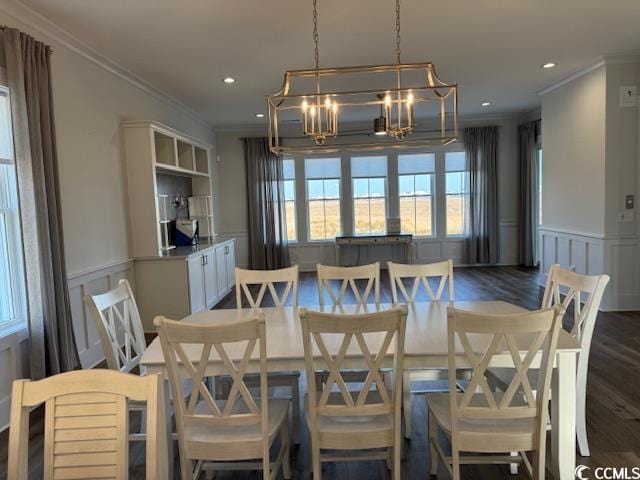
left=266, top=0, right=458, bottom=155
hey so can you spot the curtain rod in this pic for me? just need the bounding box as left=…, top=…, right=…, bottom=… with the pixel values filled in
left=0, top=25, right=54, bottom=52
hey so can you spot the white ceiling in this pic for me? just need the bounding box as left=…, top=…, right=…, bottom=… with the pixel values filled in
left=19, top=0, right=640, bottom=128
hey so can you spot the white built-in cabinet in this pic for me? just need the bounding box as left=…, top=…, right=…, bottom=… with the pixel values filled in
left=134, top=239, right=235, bottom=330
left=122, top=120, right=235, bottom=331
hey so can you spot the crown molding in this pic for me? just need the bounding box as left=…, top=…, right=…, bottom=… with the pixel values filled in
left=538, top=59, right=605, bottom=96
left=0, top=0, right=212, bottom=129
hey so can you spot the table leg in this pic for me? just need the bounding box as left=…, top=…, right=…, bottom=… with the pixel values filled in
left=551, top=351, right=576, bottom=479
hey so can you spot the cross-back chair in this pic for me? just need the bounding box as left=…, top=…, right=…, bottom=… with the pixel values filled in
left=485, top=264, right=609, bottom=459
left=388, top=259, right=454, bottom=304
left=84, top=279, right=146, bottom=374
left=8, top=369, right=167, bottom=480
left=316, top=262, right=380, bottom=307
left=427, top=306, right=562, bottom=479
left=217, top=265, right=301, bottom=444
left=388, top=259, right=467, bottom=438
left=300, top=306, right=407, bottom=480
left=155, top=315, right=291, bottom=480
left=84, top=279, right=153, bottom=443
left=235, top=265, right=299, bottom=308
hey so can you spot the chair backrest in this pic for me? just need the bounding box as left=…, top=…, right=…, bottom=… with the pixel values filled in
left=8, top=370, right=167, bottom=480
left=388, top=259, right=454, bottom=303
left=541, top=264, right=609, bottom=351
left=84, top=279, right=146, bottom=373
left=316, top=262, right=380, bottom=306
left=447, top=307, right=561, bottom=433
left=155, top=314, right=267, bottom=445
left=300, top=307, right=407, bottom=420
left=235, top=265, right=299, bottom=308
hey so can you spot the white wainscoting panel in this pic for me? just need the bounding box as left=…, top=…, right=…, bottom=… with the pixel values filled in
left=227, top=222, right=520, bottom=271
left=538, top=227, right=639, bottom=311
left=0, top=327, right=28, bottom=430
left=67, top=260, right=135, bottom=369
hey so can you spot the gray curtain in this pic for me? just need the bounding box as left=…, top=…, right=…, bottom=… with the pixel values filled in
left=243, top=137, right=290, bottom=270
left=464, top=126, right=500, bottom=264
left=3, top=28, right=79, bottom=379
left=518, top=121, right=540, bottom=267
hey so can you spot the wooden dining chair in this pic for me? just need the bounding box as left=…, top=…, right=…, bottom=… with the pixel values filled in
left=84, top=279, right=146, bottom=374
left=426, top=306, right=562, bottom=479
left=316, top=262, right=380, bottom=307
left=217, top=265, right=301, bottom=443
left=300, top=306, right=407, bottom=479
left=8, top=369, right=168, bottom=480
left=388, top=259, right=469, bottom=438
left=155, top=314, right=291, bottom=480
left=485, top=264, right=610, bottom=460
left=84, top=279, right=151, bottom=443
left=235, top=265, right=299, bottom=308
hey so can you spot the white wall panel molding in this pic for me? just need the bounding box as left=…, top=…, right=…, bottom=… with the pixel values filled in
left=538, top=227, right=640, bottom=311
left=0, top=327, right=28, bottom=431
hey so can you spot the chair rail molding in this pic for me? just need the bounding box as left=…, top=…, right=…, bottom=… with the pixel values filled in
left=538, top=227, right=640, bottom=311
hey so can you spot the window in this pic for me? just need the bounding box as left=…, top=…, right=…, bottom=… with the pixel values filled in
left=351, top=156, right=387, bottom=235
left=0, top=89, right=26, bottom=334
left=305, top=157, right=341, bottom=241
left=445, top=151, right=467, bottom=236
left=398, top=153, right=434, bottom=236
left=282, top=158, right=296, bottom=241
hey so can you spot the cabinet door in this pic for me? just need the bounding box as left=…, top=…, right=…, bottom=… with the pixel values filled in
left=215, top=245, right=227, bottom=297
left=203, top=250, right=217, bottom=308
left=187, top=256, right=206, bottom=314
left=225, top=242, right=236, bottom=290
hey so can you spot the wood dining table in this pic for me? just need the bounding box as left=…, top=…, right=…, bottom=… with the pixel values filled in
left=141, top=300, right=580, bottom=480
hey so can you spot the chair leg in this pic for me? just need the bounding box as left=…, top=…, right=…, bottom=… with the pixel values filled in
left=509, top=452, right=519, bottom=474
left=403, top=371, right=412, bottom=439
left=428, top=409, right=438, bottom=476
left=282, top=416, right=292, bottom=479
left=262, top=451, right=270, bottom=480
left=393, top=441, right=401, bottom=479
left=291, top=379, right=301, bottom=445
left=451, top=449, right=460, bottom=480
left=180, top=457, right=192, bottom=480
left=576, top=388, right=590, bottom=456
left=312, top=444, right=321, bottom=480
left=533, top=448, right=546, bottom=480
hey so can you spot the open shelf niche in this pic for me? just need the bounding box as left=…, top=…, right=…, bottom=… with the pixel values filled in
left=122, top=121, right=214, bottom=258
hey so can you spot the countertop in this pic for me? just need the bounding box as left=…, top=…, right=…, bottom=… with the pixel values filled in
left=134, top=238, right=233, bottom=261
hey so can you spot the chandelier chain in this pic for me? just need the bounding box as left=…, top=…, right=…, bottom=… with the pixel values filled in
left=312, top=0, right=319, bottom=70
left=395, top=0, right=401, bottom=64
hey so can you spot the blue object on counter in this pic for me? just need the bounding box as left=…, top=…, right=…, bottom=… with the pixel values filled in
left=175, top=219, right=198, bottom=246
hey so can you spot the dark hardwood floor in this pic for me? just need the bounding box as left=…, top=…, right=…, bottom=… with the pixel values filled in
left=2, top=266, right=639, bottom=479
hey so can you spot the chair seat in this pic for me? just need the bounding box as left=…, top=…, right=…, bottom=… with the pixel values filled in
left=426, top=392, right=537, bottom=452
left=305, top=391, right=395, bottom=450
left=184, top=398, right=290, bottom=461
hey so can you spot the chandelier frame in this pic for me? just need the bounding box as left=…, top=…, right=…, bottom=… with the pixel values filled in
left=266, top=62, right=458, bottom=155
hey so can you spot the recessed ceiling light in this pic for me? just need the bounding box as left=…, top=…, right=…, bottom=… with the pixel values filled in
left=255, top=113, right=265, bottom=118
left=222, top=77, right=236, bottom=84
left=541, top=62, right=556, bottom=69
left=481, top=102, right=491, bottom=107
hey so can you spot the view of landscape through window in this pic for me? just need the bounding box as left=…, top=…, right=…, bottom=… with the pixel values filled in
left=291, top=153, right=468, bottom=241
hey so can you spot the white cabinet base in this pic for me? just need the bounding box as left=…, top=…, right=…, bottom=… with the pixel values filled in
left=134, top=239, right=235, bottom=331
